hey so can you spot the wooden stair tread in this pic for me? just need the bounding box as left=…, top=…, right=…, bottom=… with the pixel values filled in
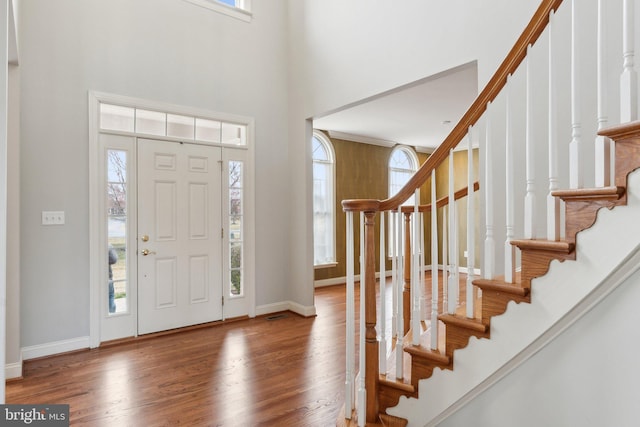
left=403, top=344, right=450, bottom=365
left=438, top=313, right=489, bottom=333
left=379, top=375, right=415, bottom=393
left=510, top=238, right=575, bottom=253
left=473, top=277, right=529, bottom=297
left=552, top=186, right=625, bottom=201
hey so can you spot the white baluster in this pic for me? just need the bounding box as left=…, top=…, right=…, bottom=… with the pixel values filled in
left=412, top=190, right=421, bottom=345
left=505, top=74, right=516, bottom=283
left=430, top=170, right=439, bottom=350
left=345, top=211, right=355, bottom=418
left=442, top=205, right=448, bottom=312
left=547, top=9, right=561, bottom=241
left=448, top=151, right=458, bottom=313
left=379, top=212, right=387, bottom=374
left=524, top=44, right=537, bottom=239
left=466, top=126, right=476, bottom=319
left=595, top=0, right=611, bottom=188
left=621, top=0, right=638, bottom=122
left=395, top=206, right=404, bottom=380
left=570, top=0, right=583, bottom=189
left=484, top=102, right=496, bottom=279
left=420, top=212, right=427, bottom=322
left=358, top=212, right=366, bottom=427
left=390, top=211, right=397, bottom=339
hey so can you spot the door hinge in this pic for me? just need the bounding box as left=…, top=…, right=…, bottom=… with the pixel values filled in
left=221, top=228, right=224, bottom=239
left=222, top=296, right=225, bottom=306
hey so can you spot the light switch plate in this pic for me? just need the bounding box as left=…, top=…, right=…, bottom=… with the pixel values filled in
left=42, top=211, right=65, bottom=225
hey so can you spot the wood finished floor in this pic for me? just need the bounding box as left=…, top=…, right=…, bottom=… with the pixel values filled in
left=6, top=272, right=464, bottom=426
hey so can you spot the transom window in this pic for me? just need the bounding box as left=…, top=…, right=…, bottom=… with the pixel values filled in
left=100, top=103, right=247, bottom=147
left=312, top=131, right=336, bottom=267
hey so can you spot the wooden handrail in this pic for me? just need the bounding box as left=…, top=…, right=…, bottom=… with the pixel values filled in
left=400, top=181, right=480, bottom=214
left=342, top=0, right=563, bottom=214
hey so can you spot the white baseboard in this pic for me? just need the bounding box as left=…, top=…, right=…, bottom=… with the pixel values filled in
left=6, top=360, right=22, bottom=379
left=288, top=300, right=317, bottom=317
left=22, top=336, right=91, bottom=361
left=255, top=301, right=316, bottom=317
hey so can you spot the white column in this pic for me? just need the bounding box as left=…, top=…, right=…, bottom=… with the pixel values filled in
left=430, top=170, right=439, bottom=350
left=484, top=102, right=495, bottom=279
left=466, top=127, right=476, bottom=319
left=505, top=74, right=516, bottom=283
left=547, top=9, right=561, bottom=241
left=570, top=0, right=583, bottom=189
left=395, top=206, right=404, bottom=380
left=358, top=212, right=366, bottom=426
left=379, top=212, right=387, bottom=374
left=447, top=151, right=458, bottom=313
left=595, top=0, right=611, bottom=187
left=345, top=211, right=355, bottom=417
left=524, top=45, right=537, bottom=239
left=0, top=0, right=8, bottom=402
left=621, top=0, right=638, bottom=122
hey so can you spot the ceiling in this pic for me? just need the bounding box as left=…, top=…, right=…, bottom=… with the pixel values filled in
left=313, top=62, right=478, bottom=152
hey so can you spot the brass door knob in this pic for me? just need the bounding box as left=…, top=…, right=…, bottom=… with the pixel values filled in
left=141, top=249, right=156, bottom=256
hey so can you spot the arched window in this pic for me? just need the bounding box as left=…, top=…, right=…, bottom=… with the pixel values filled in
left=389, top=146, right=419, bottom=204
left=312, top=131, right=336, bottom=267
left=388, top=146, right=419, bottom=256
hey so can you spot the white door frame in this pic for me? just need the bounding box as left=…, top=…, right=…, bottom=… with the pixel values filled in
left=88, top=91, right=256, bottom=347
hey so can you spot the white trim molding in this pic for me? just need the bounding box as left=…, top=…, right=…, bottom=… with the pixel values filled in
left=181, top=0, right=252, bottom=22
left=22, top=336, right=91, bottom=361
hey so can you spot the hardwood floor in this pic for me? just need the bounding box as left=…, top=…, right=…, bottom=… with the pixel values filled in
left=6, top=286, right=350, bottom=426
left=6, top=272, right=460, bottom=426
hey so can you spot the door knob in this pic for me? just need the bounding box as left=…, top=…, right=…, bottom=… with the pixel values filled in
left=141, top=249, right=156, bottom=256
left=141, top=235, right=149, bottom=242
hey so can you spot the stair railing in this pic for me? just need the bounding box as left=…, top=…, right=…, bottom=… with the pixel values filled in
left=341, top=0, right=639, bottom=423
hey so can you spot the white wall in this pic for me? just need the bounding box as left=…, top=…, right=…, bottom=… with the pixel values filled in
left=438, top=262, right=640, bottom=427
left=6, top=63, right=19, bottom=376
left=18, top=0, right=291, bottom=348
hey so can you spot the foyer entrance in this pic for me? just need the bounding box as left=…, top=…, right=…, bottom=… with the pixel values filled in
left=137, top=138, right=223, bottom=335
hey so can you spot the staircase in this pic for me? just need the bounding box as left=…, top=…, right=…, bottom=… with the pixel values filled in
left=340, top=0, right=640, bottom=425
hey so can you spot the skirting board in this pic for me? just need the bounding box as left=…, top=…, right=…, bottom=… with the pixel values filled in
left=6, top=360, right=22, bottom=379
left=255, top=301, right=316, bottom=317
left=314, top=265, right=482, bottom=288
left=22, top=336, right=91, bottom=361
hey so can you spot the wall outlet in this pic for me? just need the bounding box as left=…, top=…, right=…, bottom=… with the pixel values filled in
left=463, top=250, right=469, bottom=258
left=42, top=211, right=65, bottom=225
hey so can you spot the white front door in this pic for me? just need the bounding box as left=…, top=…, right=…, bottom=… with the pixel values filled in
left=137, top=138, right=223, bottom=335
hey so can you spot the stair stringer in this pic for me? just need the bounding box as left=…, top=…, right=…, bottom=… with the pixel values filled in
left=387, top=169, right=640, bottom=427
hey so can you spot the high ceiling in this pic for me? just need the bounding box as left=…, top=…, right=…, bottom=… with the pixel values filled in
left=313, top=62, right=478, bottom=152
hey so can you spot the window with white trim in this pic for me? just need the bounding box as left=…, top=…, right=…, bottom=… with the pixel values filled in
left=312, top=131, right=336, bottom=267
left=182, top=0, right=252, bottom=22
left=389, top=146, right=419, bottom=204
left=388, top=146, right=419, bottom=256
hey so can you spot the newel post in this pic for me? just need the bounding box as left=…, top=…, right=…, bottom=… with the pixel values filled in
left=363, top=210, right=379, bottom=422
left=342, top=199, right=380, bottom=424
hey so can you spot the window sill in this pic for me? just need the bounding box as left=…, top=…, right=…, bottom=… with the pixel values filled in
left=182, top=0, right=252, bottom=23
left=314, top=262, right=338, bottom=270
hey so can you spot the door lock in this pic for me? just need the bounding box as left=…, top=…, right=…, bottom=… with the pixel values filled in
left=141, top=235, right=150, bottom=242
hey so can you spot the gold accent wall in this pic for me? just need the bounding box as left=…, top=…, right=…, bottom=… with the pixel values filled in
left=314, top=131, right=479, bottom=283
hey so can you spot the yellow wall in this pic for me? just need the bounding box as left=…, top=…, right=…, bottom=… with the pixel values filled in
left=314, top=131, right=479, bottom=283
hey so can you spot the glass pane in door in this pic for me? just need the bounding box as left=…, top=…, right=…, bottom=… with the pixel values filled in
left=107, top=150, right=129, bottom=315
